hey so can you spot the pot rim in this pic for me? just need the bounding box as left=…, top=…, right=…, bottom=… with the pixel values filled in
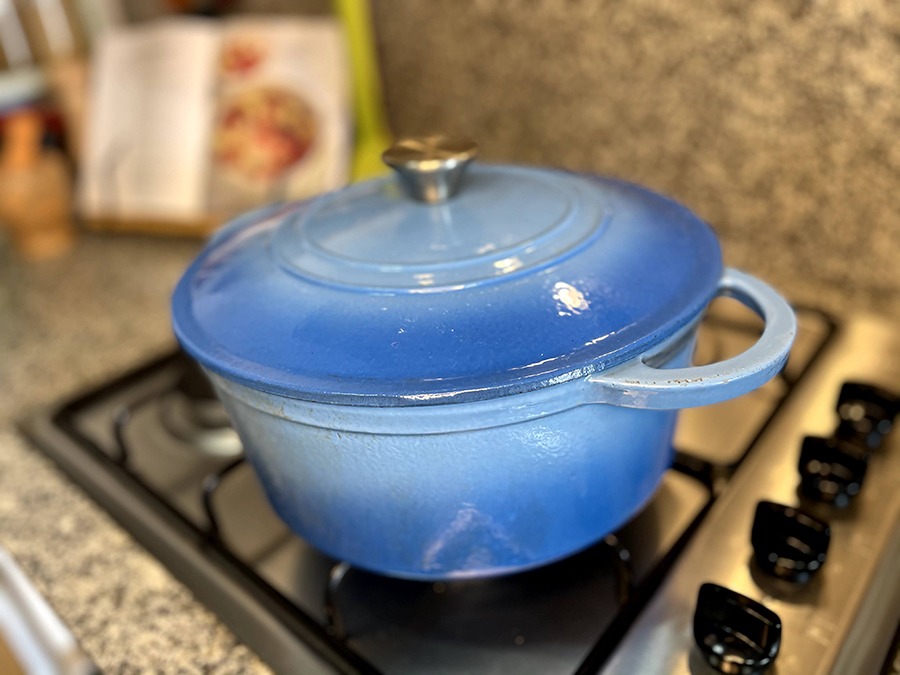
left=206, top=320, right=699, bottom=435
left=202, top=267, right=796, bottom=428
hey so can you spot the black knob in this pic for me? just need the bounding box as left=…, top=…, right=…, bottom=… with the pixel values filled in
left=798, top=436, right=869, bottom=507
left=836, top=382, right=899, bottom=450
left=694, top=583, right=782, bottom=674
left=751, top=501, right=830, bottom=584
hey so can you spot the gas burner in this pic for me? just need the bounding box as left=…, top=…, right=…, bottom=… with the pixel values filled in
left=157, top=361, right=242, bottom=458
left=157, top=391, right=242, bottom=458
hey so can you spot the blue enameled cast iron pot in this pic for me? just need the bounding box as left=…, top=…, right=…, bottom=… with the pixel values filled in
left=172, top=137, right=796, bottom=580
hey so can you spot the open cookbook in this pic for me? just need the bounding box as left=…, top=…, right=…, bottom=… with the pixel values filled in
left=79, top=16, right=350, bottom=235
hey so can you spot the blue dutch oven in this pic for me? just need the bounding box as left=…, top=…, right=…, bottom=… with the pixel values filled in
left=172, top=137, right=796, bottom=579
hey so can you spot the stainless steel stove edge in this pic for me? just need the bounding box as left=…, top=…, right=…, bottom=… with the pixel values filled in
left=601, top=315, right=900, bottom=674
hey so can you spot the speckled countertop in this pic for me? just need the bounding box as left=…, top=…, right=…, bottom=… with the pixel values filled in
left=0, top=233, right=270, bottom=673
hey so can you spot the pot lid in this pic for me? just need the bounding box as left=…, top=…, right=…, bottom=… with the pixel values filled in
left=172, top=136, right=723, bottom=406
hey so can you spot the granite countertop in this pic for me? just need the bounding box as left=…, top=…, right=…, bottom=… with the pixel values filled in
left=0, top=232, right=271, bottom=673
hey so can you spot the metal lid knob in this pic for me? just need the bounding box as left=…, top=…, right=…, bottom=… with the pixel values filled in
left=382, top=135, right=478, bottom=203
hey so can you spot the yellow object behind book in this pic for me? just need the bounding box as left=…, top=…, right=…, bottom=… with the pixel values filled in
left=334, top=0, right=393, bottom=181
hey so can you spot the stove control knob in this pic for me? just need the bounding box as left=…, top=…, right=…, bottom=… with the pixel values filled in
left=751, top=501, right=831, bottom=583
left=694, top=583, right=782, bottom=674
left=836, top=382, right=899, bottom=450
left=798, top=436, right=869, bottom=507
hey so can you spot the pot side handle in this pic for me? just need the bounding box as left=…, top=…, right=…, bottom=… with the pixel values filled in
left=585, top=268, right=797, bottom=410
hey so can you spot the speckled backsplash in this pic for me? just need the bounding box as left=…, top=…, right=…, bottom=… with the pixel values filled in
left=122, top=0, right=898, bottom=316
left=368, top=0, right=900, bottom=318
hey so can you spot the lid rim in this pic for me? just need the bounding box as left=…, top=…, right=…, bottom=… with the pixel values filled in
left=171, top=166, right=723, bottom=407
left=173, top=286, right=714, bottom=407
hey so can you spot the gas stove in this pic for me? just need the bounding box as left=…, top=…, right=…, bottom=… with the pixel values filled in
left=21, top=302, right=900, bottom=674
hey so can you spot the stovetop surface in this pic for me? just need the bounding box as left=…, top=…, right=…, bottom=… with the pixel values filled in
left=20, top=302, right=900, bottom=674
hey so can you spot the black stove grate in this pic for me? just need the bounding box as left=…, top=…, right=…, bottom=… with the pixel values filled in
left=20, top=306, right=834, bottom=675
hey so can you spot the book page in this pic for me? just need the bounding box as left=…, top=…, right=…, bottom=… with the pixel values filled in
left=80, top=19, right=219, bottom=222
left=207, top=17, right=350, bottom=216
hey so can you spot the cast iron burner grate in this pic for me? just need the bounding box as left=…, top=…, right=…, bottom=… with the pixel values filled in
left=20, top=306, right=834, bottom=674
